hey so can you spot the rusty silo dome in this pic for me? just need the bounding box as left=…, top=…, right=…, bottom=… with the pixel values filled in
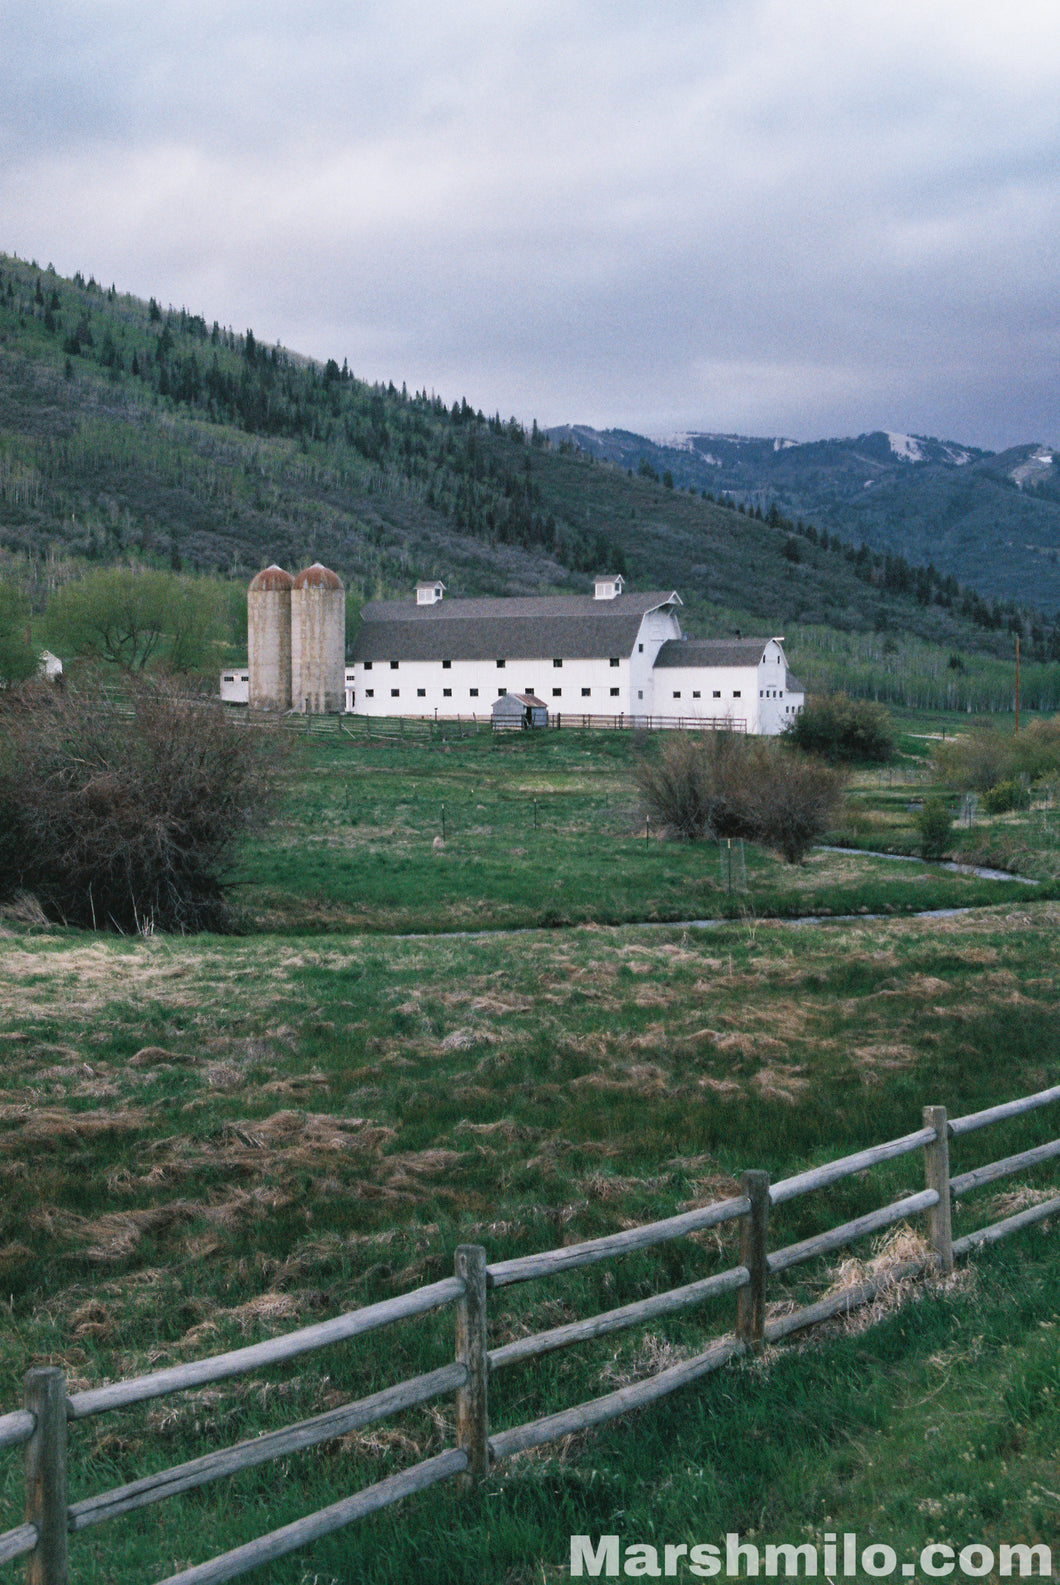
left=293, top=563, right=343, bottom=591
left=249, top=565, right=294, bottom=592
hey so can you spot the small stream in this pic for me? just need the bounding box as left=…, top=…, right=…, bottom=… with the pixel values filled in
left=408, top=846, right=1043, bottom=940
left=817, top=845, right=1041, bottom=886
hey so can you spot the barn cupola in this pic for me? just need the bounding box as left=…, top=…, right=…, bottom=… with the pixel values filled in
left=593, top=573, right=625, bottom=600
left=416, top=580, right=446, bottom=605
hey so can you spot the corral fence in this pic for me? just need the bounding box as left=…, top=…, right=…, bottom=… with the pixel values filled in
left=3, top=1084, right=1058, bottom=1584
left=300, top=712, right=748, bottom=741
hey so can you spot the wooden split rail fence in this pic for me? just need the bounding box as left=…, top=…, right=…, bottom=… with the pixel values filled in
left=2, top=1084, right=1059, bottom=1584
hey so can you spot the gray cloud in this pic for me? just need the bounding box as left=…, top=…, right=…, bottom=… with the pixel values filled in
left=4, top=0, right=1060, bottom=449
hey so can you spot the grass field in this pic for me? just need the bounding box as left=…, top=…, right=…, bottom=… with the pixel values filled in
left=233, top=723, right=1051, bottom=934
left=1, top=717, right=1058, bottom=1581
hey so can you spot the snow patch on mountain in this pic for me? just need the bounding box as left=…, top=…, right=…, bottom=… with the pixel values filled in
left=887, top=433, right=925, bottom=463
left=1010, top=449, right=1056, bottom=488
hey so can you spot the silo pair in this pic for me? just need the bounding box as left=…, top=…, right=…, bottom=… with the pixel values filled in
left=248, top=563, right=345, bottom=712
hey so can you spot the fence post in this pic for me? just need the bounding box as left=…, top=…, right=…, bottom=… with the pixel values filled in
left=923, top=1105, right=954, bottom=1275
left=24, top=1367, right=68, bottom=1585
left=454, top=1245, right=489, bottom=1484
left=737, top=1171, right=771, bottom=1352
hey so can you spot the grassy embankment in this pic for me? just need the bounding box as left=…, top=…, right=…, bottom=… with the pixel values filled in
left=0, top=717, right=1057, bottom=1581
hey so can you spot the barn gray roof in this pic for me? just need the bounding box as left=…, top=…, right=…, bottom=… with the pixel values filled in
left=653, top=638, right=777, bottom=668
left=351, top=590, right=681, bottom=663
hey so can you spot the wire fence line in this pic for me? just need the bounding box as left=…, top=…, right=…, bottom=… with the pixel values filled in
left=1, top=1084, right=1057, bottom=1584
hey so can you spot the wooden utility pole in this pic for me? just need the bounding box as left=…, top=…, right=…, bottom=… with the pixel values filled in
left=1015, top=634, right=1020, bottom=733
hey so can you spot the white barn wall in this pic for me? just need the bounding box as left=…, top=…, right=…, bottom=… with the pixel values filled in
left=352, top=653, right=638, bottom=718
left=654, top=662, right=759, bottom=729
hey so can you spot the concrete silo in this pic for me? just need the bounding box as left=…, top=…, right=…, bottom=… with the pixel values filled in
left=292, top=563, right=345, bottom=713
left=247, top=565, right=294, bottom=710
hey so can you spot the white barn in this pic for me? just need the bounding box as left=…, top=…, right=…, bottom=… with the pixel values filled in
left=223, top=570, right=805, bottom=732
left=345, top=575, right=803, bottom=732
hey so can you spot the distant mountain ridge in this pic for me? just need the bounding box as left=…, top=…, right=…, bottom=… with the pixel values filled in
left=547, top=424, right=1060, bottom=612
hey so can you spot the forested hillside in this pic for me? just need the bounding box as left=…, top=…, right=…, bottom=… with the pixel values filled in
left=1, top=252, right=1058, bottom=677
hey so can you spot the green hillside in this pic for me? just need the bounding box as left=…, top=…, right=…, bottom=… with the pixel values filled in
left=1, top=251, right=1058, bottom=680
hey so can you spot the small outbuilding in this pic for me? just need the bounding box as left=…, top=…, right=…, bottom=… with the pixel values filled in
left=491, top=692, right=548, bottom=732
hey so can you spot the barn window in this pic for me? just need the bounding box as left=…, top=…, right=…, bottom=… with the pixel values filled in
left=609, top=657, right=619, bottom=667
left=581, top=688, right=590, bottom=697
left=498, top=688, right=507, bottom=697
left=673, top=691, right=681, bottom=700
left=364, top=662, right=373, bottom=671
left=391, top=689, right=400, bottom=698
left=693, top=691, right=701, bottom=699
left=365, top=689, right=374, bottom=698
left=442, top=659, right=451, bottom=669
left=713, top=690, right=721, bottom=698
left=417, top=688, right=426, bottom=697
left=223, top=675, right=234, bottom=683
left=496, top=659, right=506, bottom=668
left=733, top=691, right=741, bottom=698
left=552, top=658, right=563, bottom=668
left=390, top=661, right=399, bottom=670
left=610, top=687, right=619, bottom=697
left=552, top=687, right=562, bottom=697
left=469, top=688, right=479, bottom=698
left=443, top=688, right=452, bottom=697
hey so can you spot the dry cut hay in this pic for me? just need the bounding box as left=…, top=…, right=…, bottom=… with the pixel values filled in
left=751, top=1064, right=809, bottom=1104
left=803, top=1224, right=972, bottom=1341
left=30, top=1202, right=198, bottom=1264
left=0, top=891, right=50, bottom=926
left=0, top=1105, right=157, bottom=1147
left=570, top=1061, right=671, bottom=1099
left=599, top=1330, right=695, bottom=1389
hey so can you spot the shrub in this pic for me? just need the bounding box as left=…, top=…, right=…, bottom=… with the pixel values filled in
left=634, top=732, right=846, bottom=864
left=783, top=692, right=896, bottom=764
left=0, top=678, right=280, bottom=932
left=933, top=716, right=1060, bottom=793
left=745, top=749, right=850, bottom=864
left=913, top=796, right=955, bottom=861
left=982, top=778, right=1031, bottom=815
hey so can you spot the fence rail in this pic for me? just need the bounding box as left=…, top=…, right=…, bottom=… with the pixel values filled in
left=2, top=1084, right=1057, bottom=1584
left=308, top=711, right=749, bottom=739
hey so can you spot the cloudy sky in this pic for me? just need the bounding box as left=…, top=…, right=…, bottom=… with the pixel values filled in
left=4, top=0, right=1059, bottom=450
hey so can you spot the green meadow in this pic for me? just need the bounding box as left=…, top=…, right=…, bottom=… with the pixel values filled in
left=0, top=718, right=1058, bottom=1581
left=234, top=721, right=1047, bottom=934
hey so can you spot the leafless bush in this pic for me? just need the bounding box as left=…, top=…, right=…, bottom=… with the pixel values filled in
left=634, top=731, right=846, bottom=864
left=0, top=678, right=281, bottom=932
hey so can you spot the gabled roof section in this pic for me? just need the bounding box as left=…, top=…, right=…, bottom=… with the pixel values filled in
left=653, top=637, right=776, bottom=669
left=351, top=590, right=682, bottom=663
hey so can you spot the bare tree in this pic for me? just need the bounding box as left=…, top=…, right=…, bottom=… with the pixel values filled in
left=0, top=678, right=281, bottom=931
left=634, top=732, right=846, bottom=864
